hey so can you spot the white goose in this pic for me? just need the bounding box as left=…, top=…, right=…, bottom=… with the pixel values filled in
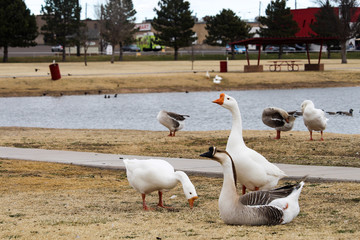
left=213, top=93, right=287, bottom=194
left=200, top=147, right=305, bottom=226
left=301, top=100, right=328, bottom=141
left=123, top=159, right=198, bottom=210
left=262, top=107, right=296, bottom=139
left=157, top=110, right=189, bottom=136
left=213, top=75, right=222, bottom=84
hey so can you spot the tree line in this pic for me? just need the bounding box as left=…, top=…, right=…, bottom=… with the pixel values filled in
left=1, top=0, right=360, bottom=63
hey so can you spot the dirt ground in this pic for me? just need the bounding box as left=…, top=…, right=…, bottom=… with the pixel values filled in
left=0, top=60, right=359, bottom=239
left=0, top=159, right=359, bottom=240
left=0, top=59, right=360, bottom=97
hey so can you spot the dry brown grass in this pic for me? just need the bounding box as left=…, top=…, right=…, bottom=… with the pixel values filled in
left=1, top=60, right=360, bottom=239
left=0, top=159, right=359, bottom=239
left=1, top=127, right=359, bottom=167
left=1, top=60, right=360, bottom=97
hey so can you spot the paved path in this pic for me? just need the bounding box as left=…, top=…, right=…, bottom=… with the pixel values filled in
left=1, top=147, right=359, bottom=182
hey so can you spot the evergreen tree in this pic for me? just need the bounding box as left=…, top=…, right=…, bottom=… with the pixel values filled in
left=257, top=0, right=299, bottom=58
left=310, top=0, right=340, bottom=58
left=205, top=9, right=252, bottom=59
left=41, top=0, right=82, bottom=61
left=0, top=0, right=38, bottom=62
left=100, top=0, right=137, bottom=63
left=152, top=0, right=196, bottom=60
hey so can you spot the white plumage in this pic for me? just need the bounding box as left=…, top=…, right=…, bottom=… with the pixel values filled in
left=124, top=159, right=198, bottom=210
left=262, top=107, right=296, bottom=139
left=213, top=75, right=222, bottom=84
left=301, top=100, right=328, bottom=141
left=213, top=93, right=287, bottom=194
left=200, top=147, right=305, bottom=225
left=157, top=110, right=189, bottom=136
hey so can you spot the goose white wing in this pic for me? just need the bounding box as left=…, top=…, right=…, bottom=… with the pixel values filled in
left=124, top=159, right=177, bottom=194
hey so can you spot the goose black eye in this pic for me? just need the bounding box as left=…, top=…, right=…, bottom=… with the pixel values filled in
left=189, top=192, right=192, bottom=195
left=227, top=98, right=230, bottom=100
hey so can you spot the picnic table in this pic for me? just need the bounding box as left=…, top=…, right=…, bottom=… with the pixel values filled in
left=268, top=60, right=301, bottom=72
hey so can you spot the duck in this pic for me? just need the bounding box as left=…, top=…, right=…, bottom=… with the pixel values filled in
left=262, top=107, right=296, bottom=139
left=213, top=93, right=287, bottom=194
left=336, top=109, right=353, bottom=116
left=157, top=110, right=189, bottom=136
left=326, top=111, right=336, bottom=115
left=213, top=75, right=222, bottom=84
left=200, top=146, right=305, bottom=226
left=301, top=100, right=328, bottom=141
left=123, top=159, right=198, bottom=210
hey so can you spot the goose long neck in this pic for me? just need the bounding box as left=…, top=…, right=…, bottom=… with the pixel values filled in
left=219, top=159, right=239, bottom=203
left=227, top=104, right=245, bottom=148
left=174, top=171, right=189, bottom=185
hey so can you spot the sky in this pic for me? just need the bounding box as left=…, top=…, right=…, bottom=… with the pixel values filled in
left=24, top=0, right=318, bottom=22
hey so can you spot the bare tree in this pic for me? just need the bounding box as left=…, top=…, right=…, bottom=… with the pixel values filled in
left=78, top=25, right=99, bottom=66
left=333, top=0, right=360, bottom=63
left=100, top=0, right=137, bottom=63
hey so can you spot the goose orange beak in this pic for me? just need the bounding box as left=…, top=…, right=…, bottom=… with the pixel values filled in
left=213, top=93, right=225, bottom=105
left=188, top=196, right=198, bottom=209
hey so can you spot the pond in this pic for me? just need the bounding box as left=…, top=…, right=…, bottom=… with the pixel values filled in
left=0, top=87, right=359, bottom=134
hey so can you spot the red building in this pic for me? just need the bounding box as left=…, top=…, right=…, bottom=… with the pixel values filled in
left=291, top=8, right=360, bottom=37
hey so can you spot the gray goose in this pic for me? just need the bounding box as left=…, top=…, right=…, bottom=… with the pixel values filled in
left=262, top=107, right=296, bottom=139
left=200, top=147, right=305, bottom=226
left=157, top=110, right=189, bottom=136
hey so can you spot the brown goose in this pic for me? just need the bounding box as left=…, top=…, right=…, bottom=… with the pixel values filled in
left=262, top=107, right=296, bottom=139
left=200, top=146, right=305, bottom=226
left=157, top=110, right=189, bottom=136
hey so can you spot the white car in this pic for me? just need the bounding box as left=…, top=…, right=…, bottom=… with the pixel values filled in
left=51, top=45, right=63, bottom=52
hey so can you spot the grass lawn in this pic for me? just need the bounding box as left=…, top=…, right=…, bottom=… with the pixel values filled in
left=0, top=60, right=359, bottom=239
left=0, top=159, right=359, bottom=239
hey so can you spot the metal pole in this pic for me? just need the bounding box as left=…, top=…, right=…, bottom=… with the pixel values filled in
left=257, top=45, right=262, bottom=66
left=306, top=43, right=311, bottom=64
left=246, top=45, right=250, bottom=66
left=318, top=41, right=323, bottom=65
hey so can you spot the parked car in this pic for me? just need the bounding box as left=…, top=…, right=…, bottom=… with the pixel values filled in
left=122, top=44, right=141, bottom=52
left=295, top=44, right=306, bottom=51
left=226, top=45, right=246, bottom=54
left=264, top=45, right=279, bottom=52
left=282, top=46, right=296, bottom=52
left=51, top=45, right=63, bottom=52
left=264, top=45, right=295, bottom=52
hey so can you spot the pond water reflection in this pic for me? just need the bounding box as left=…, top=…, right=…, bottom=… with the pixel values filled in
left=0, top=87, right=359, bottom=134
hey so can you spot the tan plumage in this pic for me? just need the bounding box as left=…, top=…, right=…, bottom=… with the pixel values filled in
left=200, top=147, right=305, bottom=226
left=262, top=107, right=296, bottom=139
left=157, top=110, right=189, bottom=136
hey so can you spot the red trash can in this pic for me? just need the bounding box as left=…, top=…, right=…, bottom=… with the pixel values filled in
left=49, top=63, right=61, bottom=80
left=220, top=61, right=227, bottom=72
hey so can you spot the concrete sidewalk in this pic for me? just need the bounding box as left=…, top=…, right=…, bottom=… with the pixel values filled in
left=1, top=146, right=359, bottom=182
